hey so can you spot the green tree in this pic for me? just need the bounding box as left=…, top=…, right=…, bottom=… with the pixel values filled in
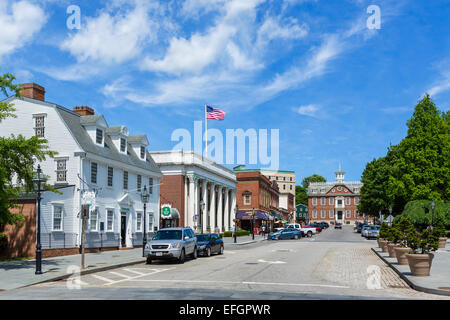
left=0, top=73, right=56, bottom=228
left=295, top=174, right=326, bottom=205
left=359, top=94, right=449, bottom=216
left=388, top=94, right=449, bottom=207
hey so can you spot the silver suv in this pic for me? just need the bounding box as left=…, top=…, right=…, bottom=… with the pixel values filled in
left=144, top=227, right=197, bottom=264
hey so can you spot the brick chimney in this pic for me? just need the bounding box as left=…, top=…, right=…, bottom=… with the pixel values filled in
left=19, top=83, right=45, bottom=101
left=73, top=106, right=95, bottom=116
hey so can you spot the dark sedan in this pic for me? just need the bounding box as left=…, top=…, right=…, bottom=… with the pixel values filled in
left=195, top=233, right=224, bottom=257
left=335, top=222, right=343, bottom=229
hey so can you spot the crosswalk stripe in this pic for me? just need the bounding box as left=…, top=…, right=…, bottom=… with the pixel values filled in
left=91, top=274, right=115, bottom=284
left=123, top=269, right=146, bottom=275
left=110, top=271, right=132, bottom=279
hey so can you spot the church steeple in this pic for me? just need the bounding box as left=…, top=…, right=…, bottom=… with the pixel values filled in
left=335, top=163, right=345, bottom=182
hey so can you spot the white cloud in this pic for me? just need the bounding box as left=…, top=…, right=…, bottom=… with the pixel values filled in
left=141, top=0, right=265, bottom=75
left=295, top=104, right=320, bottom=117
left=60, top=2, right=157, bottom=64
left=426, top=59, right=450, bottom=97
left=0, top=1, right=47, bottom=60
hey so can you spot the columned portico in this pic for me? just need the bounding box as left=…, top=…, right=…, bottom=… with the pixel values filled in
left=224, top=188, right=229, bottom=232
left=210, top=182, right=217, bottom=231
left=229, top=189, right=236, bottom=231
left=202, top=179, right=208, bottom=233
left=217, top=186, right=223, bottom=232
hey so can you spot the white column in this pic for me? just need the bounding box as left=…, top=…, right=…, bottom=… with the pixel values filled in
left=223, top=188, right=229, bottom=231
left=188, top=175, right=195, bottom=228
left=210, top=182, right=216, bottom=232
left=202, top=179, right=208, bottom=233
left=184, top=175, right=188, bottom=227
left=217, top=185, right=223, bottom=232
left=229, top=188, right=236, bottom=231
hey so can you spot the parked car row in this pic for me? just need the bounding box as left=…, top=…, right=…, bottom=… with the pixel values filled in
left=144, top=227, right=224, bottom=264
left=268, top=222, right=331, bottom=240
left=355, top=222, right=380, bottom=240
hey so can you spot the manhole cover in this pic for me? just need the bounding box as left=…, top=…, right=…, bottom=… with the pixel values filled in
left=438, top=287, right=450, bottom=290
left=245, top=262, right=258, bottom=265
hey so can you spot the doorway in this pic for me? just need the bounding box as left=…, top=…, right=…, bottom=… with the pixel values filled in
left=121, top=214, right=127, bottom=247
left=337, top=211, right=343, bottom=220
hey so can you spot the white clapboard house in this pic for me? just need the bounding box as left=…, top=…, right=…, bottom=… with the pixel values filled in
left=0, top=83, right=162, bottom=256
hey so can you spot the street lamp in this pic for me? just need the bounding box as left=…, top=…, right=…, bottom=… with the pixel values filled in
left=200, top=199, right=205, bottom=234
left=141, top=185, right=150, bottom=257
left=252, top=208, right=255, bottom=240
left=431, top=200, right=435, bottom=229
left=234, top=205, right=238, bottom=243
left=32, top=165, right=47, bottom=275
left=388, top=206, right=393, bottom=226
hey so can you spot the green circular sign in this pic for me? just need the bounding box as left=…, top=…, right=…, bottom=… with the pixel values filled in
left=162, top=206, right=171, bottom=217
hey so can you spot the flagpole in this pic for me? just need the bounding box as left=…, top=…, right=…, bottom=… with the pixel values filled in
left=205, top=104, right=207, bottom=158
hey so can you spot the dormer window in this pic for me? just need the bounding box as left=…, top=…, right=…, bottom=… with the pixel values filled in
left=140, top=146, right=145, bottom=159
left=96, top=129, right=103, bottom=144
left=120, top=138, right=126, bottom=152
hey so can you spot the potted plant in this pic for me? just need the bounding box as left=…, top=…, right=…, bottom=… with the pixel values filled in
left=434, top=221, right=447, bottom=249
left=378, top=222, right=389, bottom=252
left=392, top=217, right=413, bottom=265
left=385, top=225, right=399, bottom=257
left=405, top=228, right=439, bottom=276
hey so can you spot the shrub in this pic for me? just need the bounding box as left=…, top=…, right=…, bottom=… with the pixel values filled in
left=433, top=220, right=447, bottom=238
left=222, top=230, right=251, bottom=237
left=407, top=228, right=439, bottom=254
left=379, top=222, right=389, bottom=239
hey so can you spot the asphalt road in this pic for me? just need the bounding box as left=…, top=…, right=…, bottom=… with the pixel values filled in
left=1, top=226, right=448, bottom=300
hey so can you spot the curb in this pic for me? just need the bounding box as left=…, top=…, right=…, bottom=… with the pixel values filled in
left=19, top=259, right=146, bottom=289
left=371, top=248, right=450, bottom=297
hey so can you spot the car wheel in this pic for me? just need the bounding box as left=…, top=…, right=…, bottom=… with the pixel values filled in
left=206, top=247, right=211, bottom=257
left=294, top=234, right=299, bottom=240
left=178, top=249, right=185, bottom=264
left=219, top=245, right=224, bottom=255
left=146, top=256, right=152, bottom=265
left=307, top=231, right=312, bottom=237
left=192, top=247, right=198, bottom=259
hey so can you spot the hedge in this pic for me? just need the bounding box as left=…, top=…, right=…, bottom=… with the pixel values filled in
left=222, top=230, right=251, bottom=237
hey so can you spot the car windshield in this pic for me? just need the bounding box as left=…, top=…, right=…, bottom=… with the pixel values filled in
left=196, top=234, right=211, bottom=241
left=370, top=226, right=380, bottom=230
left=152, top=230, right=182, bottom=240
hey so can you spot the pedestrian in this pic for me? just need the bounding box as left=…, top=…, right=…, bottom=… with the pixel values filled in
left=262, top=225, right=265, bottom=237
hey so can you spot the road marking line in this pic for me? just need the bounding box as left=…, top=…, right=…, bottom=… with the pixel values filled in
left=125, top=279, right=350, bottom=289
left=103, top=267, right=175, bottom=286
left=123, top=268, right=146, bottom=275
left=91, top=274, right=115, bottom=284
left=110, top=271, right=132, bottom=279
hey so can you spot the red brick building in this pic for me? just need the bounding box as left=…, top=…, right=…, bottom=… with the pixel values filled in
left=235, top=169, right=280, bottom=232
left=307, top=167, right=364, bottom=225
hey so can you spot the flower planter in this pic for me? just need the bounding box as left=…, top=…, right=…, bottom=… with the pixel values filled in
left=394, top=247, right=412, bottom=265
left=387, top=243, right=397, bottom=258
left=438, top=237, right=447, bottom=249
left=379, top=239, right=388, bottom=252
left=377, top=238, right=385, bottom=248
left=405, top=253, right=434, bottom=276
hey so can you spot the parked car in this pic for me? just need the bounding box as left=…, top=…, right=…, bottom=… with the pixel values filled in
left=285, top=223, right=316, bottom=237
left=316, top=222, right=329, bottom=229
left=361, top=225, right=372, bottom=237
left=366, top=225, right=380, bottom=239
left=356, top=222, right=365, bottom=233
left=144, top=227, right=197, bottom=264
left=335, top=222, right=342, bottom=229
left=306, top=224, right=322, bottom=233
left=268, top=228, right=302, bottom=240
left=195, top=233, right=224, bottom=257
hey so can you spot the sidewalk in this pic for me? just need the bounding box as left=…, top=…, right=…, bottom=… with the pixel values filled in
left=222, top=234, right=267, bottom=246
left=0, top=236, right=267, bottom=292
left=0, top=248, right=145, bottom=291
left=372, top=243, right=450, bottom=296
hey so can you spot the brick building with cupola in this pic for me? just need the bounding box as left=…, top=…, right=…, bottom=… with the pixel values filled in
left=307, top=166, right=365, bottom=226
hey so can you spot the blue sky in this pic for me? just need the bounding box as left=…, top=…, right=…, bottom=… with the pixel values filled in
left=1, top=0, right=449, bottom=183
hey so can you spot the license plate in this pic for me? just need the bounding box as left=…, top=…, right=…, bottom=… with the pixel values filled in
left=156, top=252, right=163, bottom=256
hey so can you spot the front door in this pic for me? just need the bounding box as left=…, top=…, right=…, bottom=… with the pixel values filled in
left=337, top=211, right=343, bottom=221
left=121, top=215, right=127, bottom=247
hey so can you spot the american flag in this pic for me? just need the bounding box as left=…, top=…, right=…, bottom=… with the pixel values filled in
left=206, top=105, right=226, bottom=120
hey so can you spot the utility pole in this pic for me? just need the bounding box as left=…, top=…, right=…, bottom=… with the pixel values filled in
left=81, top=204, right=88, bottom=270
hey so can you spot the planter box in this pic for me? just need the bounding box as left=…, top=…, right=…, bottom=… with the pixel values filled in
left=379, top=240, right=388, bottom=252
left=405, top=253, right=434, bottom=276
left=387, top=243, right=397, bottom=258
left=394, top=247, right=412, bottom=265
